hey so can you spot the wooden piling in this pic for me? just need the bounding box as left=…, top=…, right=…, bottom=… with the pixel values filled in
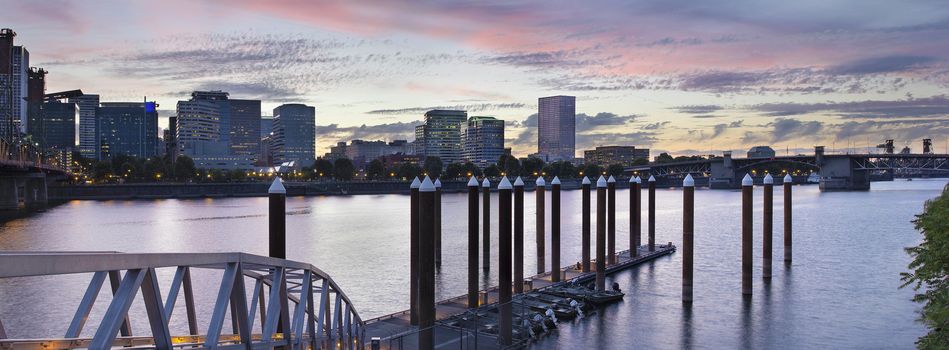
left=535, top=177, right=546, bottom=275
left=513, top=177, right=525, bottom=294
left=595, top=176, right=607, bottom=291
left=434, top=178, right=442, bottom=267
left=683, top=174, right=695, bottom=302
left=467, top=177, right=479, bottom=308
left=497, top=177, right=513, bottom=346
left=607, top=176, right=617, bottom=264
left=630, top=176, right=641, bottom=257
left=418, top=177, right=436, bottom=350
left=783, top=174, right=793, bottom=262
left=741, top=174, right=753, bottom=295
left=648, top=175, right=657, bottom=252
left=551, top=177, right=562, bottom=282
left=763, top=174, right=773, bottom=279
left=482, top=179, right=491, bottom=271
left=582, top=176, right=592, bottom=272
left=409, top=177, right=420, bottom=325
left=268, top=177, right=286, bottom=260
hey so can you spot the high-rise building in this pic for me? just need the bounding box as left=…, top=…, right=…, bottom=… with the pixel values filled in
left=415, top=109, right=467, bottom=164
left=70, top=94, right=100, bottom=159
left=271, top=104, right=316, bottom=166
left=583, top=146, right=649, bottom=166
left=164, top=116, right=177, bottom=160
left=325, top=139, right=415, bottom=168
left=28, top=100, right=76, bottom=151
left=0, top=28, right=19, bottom=139
left=228, top=99, right=260, bottom=158
left=462, top=116, right=504, bottom=167
left=96, top=101, right=159, bottom=160
left=176, top=91, right=226, bottom=155
left=538, top=95, right=576, bottom=161
left=11, top=46, right=27, bottom=133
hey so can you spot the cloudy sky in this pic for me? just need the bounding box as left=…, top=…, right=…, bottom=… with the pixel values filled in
left=3, top=0, right=949, bottom=157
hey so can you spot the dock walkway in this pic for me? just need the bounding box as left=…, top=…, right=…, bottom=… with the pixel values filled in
left=364, top=244, right=676, bottom=349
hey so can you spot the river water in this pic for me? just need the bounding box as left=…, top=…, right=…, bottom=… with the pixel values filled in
left=0, top=179, right=944, bottom=349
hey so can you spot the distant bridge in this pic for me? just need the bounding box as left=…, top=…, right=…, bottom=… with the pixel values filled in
left=628, top=147, right=949, bottom=191
left=0, top=251, right=365, bottom=349
left=0, top=138, right=71, bottom=210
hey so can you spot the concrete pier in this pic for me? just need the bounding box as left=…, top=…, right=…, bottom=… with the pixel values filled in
left=497, top=177, right=513, bottom=346
left=741, top=174, right=753, bottom=295
left=595, top=176, right=607, bottom=291
left=513, top=177, right=525, bottom=294
left=535, top=177, right=546, bottom=275
left=763, top=174, right=773, bottom=279
left=648, top=175, right=656, bottom=252
left=418, top=177, right=436, bottom=350
left=23, top=176, right=47, bottom=211
left=682, top=174, right=695, bottom=302
left=630, top=176, right=641, bottom=257
left=410, top=177, right=421, bottom=325
left=581, top=176, right=591, bottom=272
left=467, top=177, right=479, bottom=308
left=0, top=178, right=18, bottom=211
left=607, top=175, right=616, bottom=264
left=551, top=177, right=562, bottom=282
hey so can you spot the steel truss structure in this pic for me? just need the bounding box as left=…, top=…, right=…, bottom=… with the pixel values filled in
left=0, top=251, right=364, bottom=349
left=853, top=154, right=949, bottom=174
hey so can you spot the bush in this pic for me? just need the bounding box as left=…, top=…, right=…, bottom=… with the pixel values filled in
left=902, top=184, right=949, bottom=349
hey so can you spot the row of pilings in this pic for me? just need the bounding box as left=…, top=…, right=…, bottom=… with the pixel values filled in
left=395, top=171, right=795, bottom=349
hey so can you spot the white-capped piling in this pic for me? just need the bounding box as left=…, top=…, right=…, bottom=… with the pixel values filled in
left=535, top=177, right=546, bottom=275
left=607, top=175, right=617, bottom=264
left=581, top=176, right=592, bottom=272
left=467, top=176, right=480, bottom=308
left=482, top=178, right=491, bottom=271
left=269, top=177, right=287, bottom=259
left=630, top=176, right=641, bottom=257
left=763, top=174, right=773, bottom=279
left=551, top=176, right=562, bottom=282
left=595, top=176, right=607, bottom=291
left=513, top=177, right=525, bottom=294
left=783, top=174, right=793, bottom=262
left=409, top=177, right=421, bottom=325
left=648, top=175, right=657, bottom=252
left=418, top=177, right=436, bottom=350
left=497, top=177, right=513, bottom=346
left=434, top=178, right=442, bottom=267
left=682, top=174, right=695, bottom=302
left=741, top=173, right=753, bottom=295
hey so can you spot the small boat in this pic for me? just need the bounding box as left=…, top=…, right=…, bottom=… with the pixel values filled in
left=541, top=285, right=625, bottom=306
left=515, top=297, right=576, bottom=319
left=807, top=172, right=820, bottom=184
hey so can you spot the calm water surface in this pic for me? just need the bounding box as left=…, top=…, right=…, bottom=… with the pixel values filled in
left=0, top=179, right=944, bottom=349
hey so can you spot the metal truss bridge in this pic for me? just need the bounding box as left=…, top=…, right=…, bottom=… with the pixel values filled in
left=0, top=251, right=365, bottom=349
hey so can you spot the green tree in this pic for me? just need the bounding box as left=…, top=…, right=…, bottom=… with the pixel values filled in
left=313, top=158, right=334, bottom=178
left=522, top=157, right=545, bottom=177
left=333, top=158, right=355, bottom=180
left=119, top=162, right=136, bottom=180
left=631, top=158, right=650, bottom=166
left=462, top=162, right=482, bottom=178
left=174, top=155, right=196, bottom=182
left=397, top=163, right=422, bottom=180
left=582, top=163, right=603, bottom=178
left=423, top=156, right=443, bottom=178
left=655, top=152, right=675, bottom=163
left=483, top=164, right=501, bottom=177
left=497, top=154, right=521, bottom=176
left=144, top=157, right=166, bottom=180
left=445, top=163, right=465, bottom=180
left=230, top=169, right=247, bottom=182
left=93, top=160, right=113, bottom=181
left=607, top=164, right=625, bottom=177
left=902, top=184, right=949, bottom=349
left=366, top=159, right=386, bottom=180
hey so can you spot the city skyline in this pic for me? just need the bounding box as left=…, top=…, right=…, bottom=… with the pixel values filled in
left=2, top=0, right=948, bottom=157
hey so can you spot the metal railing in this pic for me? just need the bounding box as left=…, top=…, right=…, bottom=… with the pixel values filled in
left=0, top=251, right=364, bottom=349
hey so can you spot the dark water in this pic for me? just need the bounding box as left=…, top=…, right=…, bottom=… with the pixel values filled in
left=0, top=179, right=944, bottom=348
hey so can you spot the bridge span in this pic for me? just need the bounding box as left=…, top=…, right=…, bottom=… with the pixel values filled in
left=627, top=146, right=948, bottom=191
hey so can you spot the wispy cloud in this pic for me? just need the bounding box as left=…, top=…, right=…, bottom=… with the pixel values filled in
left=366, top=103, right=528, bottom=115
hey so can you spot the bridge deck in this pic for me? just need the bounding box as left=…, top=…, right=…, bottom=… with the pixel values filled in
left=363, top=244, right=676, bottom=349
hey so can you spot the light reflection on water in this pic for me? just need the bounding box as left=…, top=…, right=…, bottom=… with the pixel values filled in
left=0, top=179, right=944, bottom=348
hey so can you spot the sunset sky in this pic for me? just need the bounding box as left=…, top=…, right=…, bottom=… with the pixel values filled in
left=3, top=0, right=948, bottom=157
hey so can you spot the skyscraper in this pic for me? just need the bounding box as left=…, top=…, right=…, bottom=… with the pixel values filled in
left=176, top=91, right=226, bottom=155
left=538, top=95, right=576, bottom=161
left=271, top=104, right=316, bottom=166
left=415, top=109, right=468, bottom=164
left=228, top=99, right=261, bottom=158
left=462, top=116, right=504, bottom=167
left=0, top=28, right=18, bottom=139
left=71, top=94, right=100, bottom=159
left=28, top=100, right=76, bottom=151
left=11, top=46, right=27, bottom=133
left=96, top=101, right=159, bottom=160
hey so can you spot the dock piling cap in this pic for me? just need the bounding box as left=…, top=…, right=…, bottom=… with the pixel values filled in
left=742, top=173, right=754, bottom=186
left=420, top=176, right=436, bottom=192
left=514, top=176, right=524, bottom=187
left=410, top=177, right=421, bottom=189
left=582, top=176, right=591, bottom=185
left=631, top=176, right=641, bottom=184
left=783, top=174, right=793, bottom=183
left=269, top=177, right=286, bottom=194
left=596, top=175, right=607, bottom=188
left=536, top=177, right=545, bottom=186
left=482, top=178, right=491, bottom=187
left=683, top=174, right=695, bottom=187
left=434, top=178, right=442, bottom=188
left=551, top=176, right=561, bottom=185
left=468, top=176, right=479, bottom=187
left=498, top=176, right=513, bottom=190
left=608, top=175, right=616, bottom=183
left=763, top=174, right=774, bottom=184
left=648, top=175, right=656, bottom=182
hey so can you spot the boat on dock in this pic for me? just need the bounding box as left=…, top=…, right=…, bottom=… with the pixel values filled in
left=541, top=285, right=625, bottom=306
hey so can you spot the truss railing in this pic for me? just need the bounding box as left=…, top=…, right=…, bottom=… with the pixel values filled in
left=0, top=251, right=364, bottom=349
